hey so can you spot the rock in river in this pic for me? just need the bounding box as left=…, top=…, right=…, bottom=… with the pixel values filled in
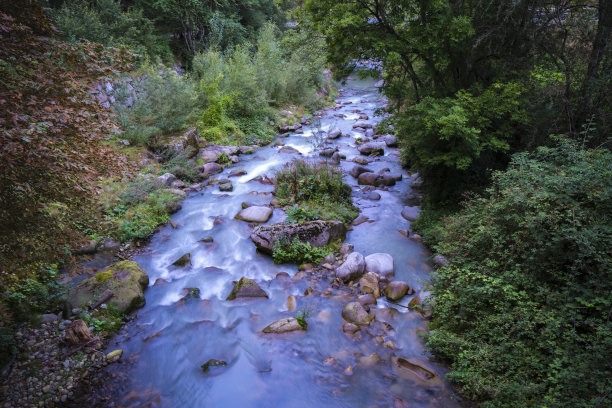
left=364, top=253, right=394, bottom=279
left=342, top=302, right=371, bottom=326
left=358, top=142, right=385, bottom=156
left=262, top=317, right=305, bottom=334
left=235, top=206, right=273, bottom=223
left=401, top=206, right=420, bottom=221
left=226, top=277, right=268, bottom=300
left=66, top=260, right=149, bottom=314
left=384, top=281, right=410, bottom=301
left=335, top=252, right=365, bottom=282
left=250, top=220, right=346, bottom=255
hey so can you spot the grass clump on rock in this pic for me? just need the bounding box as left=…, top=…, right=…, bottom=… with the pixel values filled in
left=275, top=160, right=357, bottom=225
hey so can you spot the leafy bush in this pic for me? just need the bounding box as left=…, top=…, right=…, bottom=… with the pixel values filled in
left=426, top=139, right=612, bottom=407
left=397, top=82, right=528, bottom=201
left=285, top=206, right=319, bottom=223
left=52, top=0, right=172, bottom=61
left=273, top=237, right=332, bottom=264
left=160, top=148, right=198, bottom=182
left=191, top=22, right=330, bottom=144
left=275, top=161, right=356, bottom=224
left=5, top=264, right=64, bottom=322
left=115, top=66, right=199, bottom=146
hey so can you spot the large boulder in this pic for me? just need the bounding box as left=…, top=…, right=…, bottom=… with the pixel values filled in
left=66, top=260, right=149, bottom=314
left=364, top=253, right=394, bottom=279
left=349, top=165, right=371, bottom=178
left=199, top=162, right=223, bottom=176
left=336, top=252, right=365, bottom=282
left=342, top=302, right=371, bottom=326
left=382, top=135, right=398, bottom=147
left=401, top=206, right=420, bottom=221
left=327, top=127, right=342, bottom=139
left=262, top=317, right=305, bottom=334
left=385, top=281, right=410, bottom=301
left=153, top=127, right=199, bottom=157
left=352, top=120, right=373, bottom=129
left=156, top=173, right=177, bottom=186
left=250, top=220, right=346, bottom=255
left=226, top=277, right=268, bottom=300
left=358, top=142, right=385, bottom=156
left=359, top=272, right=380, bottom=298
left=198, top=145, right=240, bottom=163
left=235, top=206, right=273, bottom=223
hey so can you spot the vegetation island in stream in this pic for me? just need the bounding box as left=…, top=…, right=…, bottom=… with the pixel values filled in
left=1, top=1, right=611, bottom=408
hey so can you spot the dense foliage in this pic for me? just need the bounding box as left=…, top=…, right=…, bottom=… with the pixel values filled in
left=275, top=160, right=356, bottom=224
left=304, top=1, right=612, bottom=407
left=426, top=140, right=612, bottom=407
left=306, top=0, right=612, bottom=200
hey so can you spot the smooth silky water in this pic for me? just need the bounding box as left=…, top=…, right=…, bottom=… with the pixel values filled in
left=100, top=77, right=460, bottom=408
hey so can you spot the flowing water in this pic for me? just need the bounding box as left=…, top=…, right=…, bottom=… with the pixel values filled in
left=97, top=76, right=461, bottom=408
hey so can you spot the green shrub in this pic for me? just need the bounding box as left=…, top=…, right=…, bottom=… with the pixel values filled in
left=5, top=264, right=63, bottom=322
left=80, top=304, right=123, bottom=335
left=426, top=139, right=612, bottom=407
left=285, top=206, right=319, bottom=223
left=115, top=66, right=199, bottom=146
left=273, top=237, right=331, bottom=264
left=275, top=160, right=356, bottom=224
left=160, top=148, right=198, bottom=182
left=51, top=0, right=172, bottom=61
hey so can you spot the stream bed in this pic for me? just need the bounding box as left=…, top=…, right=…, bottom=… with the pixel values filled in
left=89, top=76, right=461, bottom=408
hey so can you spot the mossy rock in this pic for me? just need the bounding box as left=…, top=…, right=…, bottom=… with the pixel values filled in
left=67, top=260, right=149, bottom=314
left=226, top=277, right=268, bottom=300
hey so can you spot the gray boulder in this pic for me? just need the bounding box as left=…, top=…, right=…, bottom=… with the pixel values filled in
left=235, top=206, right=273, bottom=223
left=383, top=135, right=398, bottom=147
left=364, top=253, right=394, bottom=279
left=352, top=120, right=373, bottom=129
left=342, top=302, right=371, bottom=326
left=358, top=142, right=385, bottom=156
left=350, top=165, right=371, bottom=178
left=199, top=162, right=223, bottom=175
left=156, top=173, right=177, bottom=186
left=251, top=220, right=346, bottom=255
left=432, top=255, right=449, bottom=267
left=327, top=127, right=342, bottom=139
left=336, top=252, right=365, bottom=282
left=198, top=145, right=240, bottom=163
left=401, top=206, right=420, bottom=221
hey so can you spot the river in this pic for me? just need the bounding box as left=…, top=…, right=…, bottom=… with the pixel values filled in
left=84, top=76, right=461, bottom=408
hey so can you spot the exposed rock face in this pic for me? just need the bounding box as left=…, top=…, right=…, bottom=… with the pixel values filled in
left=336, top=252, right=366, bottom=282
left=262, top=317, right=305, bottom=333
left=408, top=290, right=433, bottom=318
left=250, top=220, right=346, bottom=255
left=198, top=145, right=240, bottom=163
left=401, top=206, right=420, bottom=221
left=66, top=260, right=149, bottom=314
left=358, top=142, right=385, bottom=156
left=385, top=281, right=410, bottom=301
left=279, top=145, right=301, bottom=154
left=364, top=253, right=394, bottom=279
left=226, top=277, right=268, bottom=300
left=156, top=127, right=199, bottom=157
left=219, top=181, right=233, bottom=191
left=235, top=206, right=273, bottom=223
left=342, top=302, right=371, bottom=326
left=392, top=357, right=441, bottom=384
